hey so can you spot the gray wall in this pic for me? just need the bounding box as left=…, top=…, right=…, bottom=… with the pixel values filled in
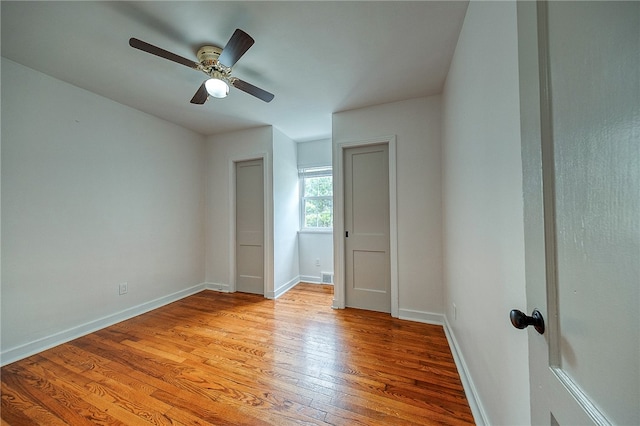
left=333, top=97, right=443, bottom=319
left=273, top=128, right=300, bottom=294
left=1, top=59, right=206, bottom=361
left=204, top=127, right=274, bottom=294
left=441, top=2, right=530, bottom=424
left=297, top=138, right=333, bottom=283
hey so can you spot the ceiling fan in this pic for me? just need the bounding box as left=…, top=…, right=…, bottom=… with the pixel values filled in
left=129, top=29, right=274, bottom=104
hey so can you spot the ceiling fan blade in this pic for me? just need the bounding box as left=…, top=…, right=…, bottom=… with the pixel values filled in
left=231, top=78, right=275, bottom=103
left=129, top=38, right=199, bottom=69
left=218, top=29, right=255, bottom=67
left=190, top=82, right=208, bottom=104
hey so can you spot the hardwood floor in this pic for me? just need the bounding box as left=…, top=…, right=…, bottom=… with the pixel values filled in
left=1, top=284, right=474, bottom=425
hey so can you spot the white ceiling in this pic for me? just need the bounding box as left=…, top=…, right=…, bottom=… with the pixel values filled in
left=1, top=1, right=468, bottom=141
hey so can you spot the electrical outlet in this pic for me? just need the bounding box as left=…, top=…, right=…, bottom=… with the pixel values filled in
left=119, top=282, right=128, bottom=295
left=315, top=258, right=321, bottom=266
left=453, top=303, right=457, bottom=320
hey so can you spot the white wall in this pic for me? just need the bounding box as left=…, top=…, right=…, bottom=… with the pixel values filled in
left=297, top=138, right=334, bottom=283
left=204, top=127, right=274, bottom=294
left=332, top=97, right=443, bottom=317
left=298, top=233, right=333, bottom=284
left=297, top=138, right=332, bottom=168
left=441, top=2, right=530, bottom=424
left=272, top=128, right=300, bottom=295
left=1, top=59, right=206, bottom=361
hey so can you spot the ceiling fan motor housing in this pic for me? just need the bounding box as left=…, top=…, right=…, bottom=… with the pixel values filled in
left=197, top=45, right=223, bottom=66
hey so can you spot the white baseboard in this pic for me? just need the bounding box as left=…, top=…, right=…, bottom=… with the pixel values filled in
left=300, top=274, right=321, bottom=284
left=205, top=282, right=231, bottom=292
left=269, top=276, right=300, bottom=299
left=443, top=316, right=489, bottom=426
left=0, top=283, right=207, bottom=367
left=204, top=279, right=303, bottom=299
left=398, top=308, right=444, bottom=325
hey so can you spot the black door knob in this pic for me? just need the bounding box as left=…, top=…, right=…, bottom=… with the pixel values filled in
left=510, top=309, right=545, bottom=335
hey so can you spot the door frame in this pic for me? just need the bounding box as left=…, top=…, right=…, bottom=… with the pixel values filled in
left=518, top=2, right=614, bottom=424
left=333, top=135, right=398, bottom=317
left=228, top=153, right=273, bottom=296
left=517, top=2, right=557, bottom=421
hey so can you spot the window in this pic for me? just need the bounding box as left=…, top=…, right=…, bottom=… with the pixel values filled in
left=300, top=166, right=333, bottom=230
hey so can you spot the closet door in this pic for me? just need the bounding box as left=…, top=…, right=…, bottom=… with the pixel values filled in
left=344, top=144, right=390, bottom=313
left=235, top=159, right=264, bottom=295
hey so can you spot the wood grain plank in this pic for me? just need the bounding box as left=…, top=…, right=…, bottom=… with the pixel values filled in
left=1, top=283, right=474, bottom=425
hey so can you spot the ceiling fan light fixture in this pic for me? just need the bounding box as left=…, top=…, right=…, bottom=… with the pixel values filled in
left=205, top=77, right=229, bottom=98
left=130, top=31, right=274, bottom=104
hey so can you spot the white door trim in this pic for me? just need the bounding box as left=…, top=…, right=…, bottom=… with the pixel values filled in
left=228, top=153, right=272, bottom=296
left=333, top=135, right=398, bottom=317
left=518, top=2, right=636, bottom=423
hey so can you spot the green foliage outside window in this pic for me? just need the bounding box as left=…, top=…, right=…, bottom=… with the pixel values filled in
left=304, top=198, right=333, bottom=228
left=304, top=176, right=332, bottom=197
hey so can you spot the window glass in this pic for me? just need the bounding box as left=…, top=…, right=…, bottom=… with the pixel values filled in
left=300, top=167, right=333, bottom=230
left=304, top=198, right=333, bottom=228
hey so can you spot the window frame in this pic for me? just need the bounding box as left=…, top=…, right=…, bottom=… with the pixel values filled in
left=299, top=166, right=333, bottom=232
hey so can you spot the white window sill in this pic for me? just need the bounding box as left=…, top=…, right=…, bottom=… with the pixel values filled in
left=298, top=229, right=333, bottom=235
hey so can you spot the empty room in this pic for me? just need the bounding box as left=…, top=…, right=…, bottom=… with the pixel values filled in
left=1, top=1, right=637, bottom=425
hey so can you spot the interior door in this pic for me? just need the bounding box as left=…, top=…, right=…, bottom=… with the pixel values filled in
left=235, top=159, right=264, bottom=295
left=344, top=144, right=390, bottom=313
left=519, top=2, right=639, bottom=424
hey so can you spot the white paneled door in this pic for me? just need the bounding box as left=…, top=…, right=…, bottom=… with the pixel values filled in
left=344, top=144, right=391, bottom=313
left=235, top=159, right=264, bottom=295
left=520, top=2, right=639, bottom=424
